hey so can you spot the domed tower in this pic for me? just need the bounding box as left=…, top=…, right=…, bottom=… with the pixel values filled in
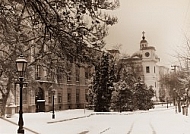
left=140, top=31, right=148, bottom=50
left=140, top=32, right=159, bottom=62
left=140, top=32, right=160, bottom=101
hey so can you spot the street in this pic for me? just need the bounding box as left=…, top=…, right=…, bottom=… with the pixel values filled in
left=62, top=108, right=189, bottom=134
left=1, top=105, right=190, bottom=134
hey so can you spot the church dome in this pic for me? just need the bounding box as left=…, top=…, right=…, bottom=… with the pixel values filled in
left=131, top=50, right=142, bottom=58
left=140, top=39, right=148, bottom=43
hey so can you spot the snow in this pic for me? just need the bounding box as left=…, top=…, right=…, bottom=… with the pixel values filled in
left=1, top=104, right=190, bottom=134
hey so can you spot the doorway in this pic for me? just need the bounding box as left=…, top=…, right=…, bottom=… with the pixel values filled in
left=35, top=87, right=45, bottom=112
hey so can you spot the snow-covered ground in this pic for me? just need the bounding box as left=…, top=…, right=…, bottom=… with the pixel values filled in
left=1, top=104, right=190, bottom=134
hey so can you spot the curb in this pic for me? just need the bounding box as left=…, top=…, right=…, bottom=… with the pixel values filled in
left=0, top=117, right=40, bottom=134
left=47, top=107, right=174, bottom=124
left=47, top=114, right=93, bottom=124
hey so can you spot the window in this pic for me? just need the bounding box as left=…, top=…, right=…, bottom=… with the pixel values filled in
left=67, top=88, right=71, bottom=103
left=76, top=89, right=80, bottom=103
left=50, top=69, right=55, bottom=80
left=76, top=74, right=79, bottom=82
left=66, top=62, right=72, bottom=82
left=48, top=90, right=52, bottom=103
left=35, top=65, right=40, bottom=79
left=58, top=93, right=62, bottom=103
left=154, top=66, right=156, bottom=73
left=67, top=93, right=71, bottom=102
left=67, top=71, right=71, bottom=81
left=76, top=67, right=80, bottom=82
left=85, top=71, right=88, bottom=79
left=47, top=68, right=55, bottom=81
left=146, top=66, right=150, bottom=73
left=57, top=67, right=63, bottom=83
left=85, top=89, right=89, bottom=102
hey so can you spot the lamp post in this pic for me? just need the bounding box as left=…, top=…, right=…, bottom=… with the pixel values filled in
left=16, top=55, right=27, bottom=134
left=185, top=88, right=189, bottom=116
left=166, top=97, right=168, bottom=108
left=173, top=88, right=177, bottom=113
left=52, top=89, right=55, bottom=119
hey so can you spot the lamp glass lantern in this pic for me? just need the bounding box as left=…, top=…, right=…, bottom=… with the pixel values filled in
left=16, top=55, right=28, bottom=77
left=52, top=89, right=56, bottom=95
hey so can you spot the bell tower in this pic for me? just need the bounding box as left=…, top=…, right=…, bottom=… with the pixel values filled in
left=140, top=32, right=160, bottom=101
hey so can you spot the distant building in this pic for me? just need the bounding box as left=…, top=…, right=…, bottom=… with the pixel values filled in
left=109, top=32, right=169, bottom=101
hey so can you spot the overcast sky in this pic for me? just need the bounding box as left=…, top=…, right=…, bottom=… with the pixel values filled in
left=104, top=0, right=190, bottom=67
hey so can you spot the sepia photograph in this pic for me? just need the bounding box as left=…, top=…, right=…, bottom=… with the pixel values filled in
left=0, top=0, right=190, bottom=133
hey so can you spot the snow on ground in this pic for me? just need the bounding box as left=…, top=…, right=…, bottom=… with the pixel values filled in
left=0, top=116, right=34, bottom=134
left=1, top=104, right=190, bottom=134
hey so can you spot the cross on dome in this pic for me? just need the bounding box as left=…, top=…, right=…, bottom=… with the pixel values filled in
left=142, top=31, right=145, bottom=40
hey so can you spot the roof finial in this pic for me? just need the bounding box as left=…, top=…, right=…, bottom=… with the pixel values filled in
left=142, top=31, right=145, bottom=40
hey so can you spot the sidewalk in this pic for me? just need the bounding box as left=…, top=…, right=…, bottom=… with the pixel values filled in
left=0, top=109, right=94, bottom=134
left=0, top=117, right=36, bottom=134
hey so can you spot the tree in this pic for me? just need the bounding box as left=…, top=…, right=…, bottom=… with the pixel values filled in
left=0, top=0, right=119, bottom=116
left=93, top=52, right=114, bottom=112
left=112, top=66, right=154, bottom=111
left=85, top=72, right=95, bottom=110
left=0, top=0, right=119, bottom=63
left=159, top=70, right=187, bottom=112
left=159, top=88, right=166, bottom=102
left=133, top=79, right=154, bottom=110
left=111, top=66, right=136, bottom=111
left=111, top=80, right=133, bottom=112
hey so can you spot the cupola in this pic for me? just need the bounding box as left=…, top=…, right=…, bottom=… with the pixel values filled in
left=140, top=31, right=148, bottom=50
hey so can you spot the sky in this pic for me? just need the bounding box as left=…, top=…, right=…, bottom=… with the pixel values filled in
left=104, top=0, right=190, bottom=67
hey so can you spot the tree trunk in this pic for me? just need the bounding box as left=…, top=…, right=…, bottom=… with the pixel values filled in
left=178, top=100, right=181, bottom=113
left=1, top=93, right=9, bottom=116
left=1, top=77, right=12, bottom=116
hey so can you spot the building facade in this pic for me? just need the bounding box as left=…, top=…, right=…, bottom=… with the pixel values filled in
left=14, top=63, right=92, bottom=113
left=114, top=32, right=168, bottom=101
left=14, top=50, right=93, bottom=113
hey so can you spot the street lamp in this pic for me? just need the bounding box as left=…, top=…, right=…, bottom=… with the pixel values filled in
left=52, top=89, right=56, bottom=119
left=173, top=88, right=177, bottom=113
left=166, top=97, right=168, bottom=108
left=185, top=88, right=189, bottom=116
left=16, top=54, right=27, bottom=134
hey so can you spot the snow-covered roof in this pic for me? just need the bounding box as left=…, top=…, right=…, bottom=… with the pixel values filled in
left=131, top=50, right=142, bottom=59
